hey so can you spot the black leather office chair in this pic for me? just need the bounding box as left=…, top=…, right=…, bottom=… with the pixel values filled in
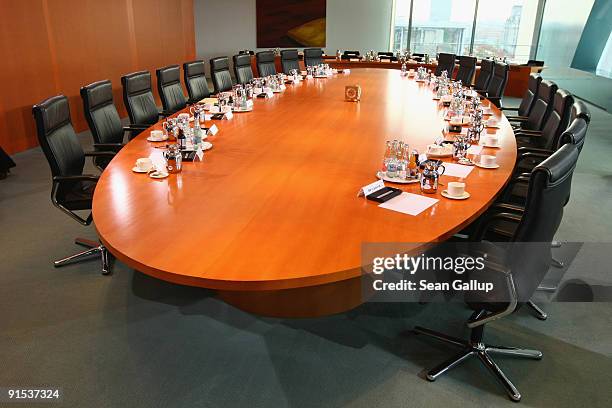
left=503, top=74, right=542, bottom=119
left=303, top=48, right=323, bottom=67
left=80, top=80, right=141, bottom=169
left=411, top=53, right=425, bottom=62
left=478, top=62, right=509, bottom=108
left=526, top=59, right=545, bottom=67
left=121, top=71, right=164, bottom=135
left=414, top=144, right=580, bottom=402
left=341, top=50, right=361, bottom=60
left=233, top=54, right=254, bottom=84
left=256, top=51, right=277, bottom=77
left=515, top=89, right=574, bottom=150
left=280, top=49, right=300, bottom=74
left=454, top=56, right=476, bottom=86
left=210, top=57, right=233, bottom=93
left=32, top=95, right=114, bottom=275
left=510, top=80, right=558, bottom=132
left=378, top=51, right=397, bottom=61
left=183, top=60, right=211, bottom=104
left=434, top=53, right=456, bottom=77
left=0, top=146, right=16, bottom=179
left=156, top=65, right=187, bottom=115
left=473, top=59, right=494, bottom=92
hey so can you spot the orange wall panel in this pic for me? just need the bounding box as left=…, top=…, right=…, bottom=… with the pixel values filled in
left=0, top=0, right=195, bottom=154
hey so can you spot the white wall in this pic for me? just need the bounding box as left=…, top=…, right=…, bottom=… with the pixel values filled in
left=194, top=0, right=393, bottom=75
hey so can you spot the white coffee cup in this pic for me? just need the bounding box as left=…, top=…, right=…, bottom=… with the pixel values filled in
left=447, top=181, right=466, bottom=197
left=177, top=113, right=190, bottom=122
left=136, top=158, right=153, bottom=171
left=480, top=155, right=497, bottom=166
left=150, top=130, right=164, bottom=141
left=485, top=135, right=499, bottom=146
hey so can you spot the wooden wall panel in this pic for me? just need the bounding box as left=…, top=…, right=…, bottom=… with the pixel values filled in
left=0, top=0, right=195, bottom=155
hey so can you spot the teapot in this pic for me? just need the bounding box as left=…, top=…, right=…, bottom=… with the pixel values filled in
left=420, top=160, right=445, bottom=194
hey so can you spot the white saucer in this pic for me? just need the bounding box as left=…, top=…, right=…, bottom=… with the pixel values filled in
left=149, top=171, right=169, bottom=179
left=441, top=190, right=470, bottom=200
left=132, top=166, right=153, bottom=173
left=480, top=143, right=501, bottom=149
left=232, top=106, right=253, bottom=113
left=147, top=136, right=168, bottom=142
left=474, top=162, right=500, bottom=169
left=376, top=171, right=420, bottom=184
left=485, top=122, right=500, bottom=129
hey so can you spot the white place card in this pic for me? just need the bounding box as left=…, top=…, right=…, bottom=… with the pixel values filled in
left=343, top=69, right=351, bottom=74
left=306, top=75, right=313, bottom=79
left=358, top=180, right=385, bottom=197
left=204, top=114, right=213, bottom=121
left=350, top=58, right=360, bottom=62
left=254, top=87, right=263, bottom=94
left=379, top=193, right=439, bottom=216
left=208, top=124, right=219, bottom=136
left=195, top=146, right=204, bottom=161
left=224, top=111, right=233, bottom=120
left=443, top=162, right=474, bottom=179
left=467, top=145, right=483, bottom=155
left=246, top=99, right=254, bottom=108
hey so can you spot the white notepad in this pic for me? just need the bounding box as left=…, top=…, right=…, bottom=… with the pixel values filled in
left=443, top=163, right=474, bottom=178
left=379, top=192, right=439, bottom=216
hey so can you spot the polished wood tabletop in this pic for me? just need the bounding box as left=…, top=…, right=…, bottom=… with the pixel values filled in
left=93, top=69, right=516, bottom=315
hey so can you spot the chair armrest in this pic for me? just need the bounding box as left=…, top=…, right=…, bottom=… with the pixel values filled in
left=53, top=175, right=100, bottom=183
left=84, top=151, right=116, bottom=158
left=123, top=124, right=149, bottom=130
left=501, top=107, right=519, bottom=112
left=160, top=111, right=172, bottom=118
left=93, top=143, right=124, bottom=149
left=473, top=212, right=523, bottom=242
left=489, top=203, right=525, bottom=214
left=486, top=96, right=502, bottom=109
left=515, top=129, right=542, bottom=135
left=517, top=146, right=554, bottom=154
left=508, top=116, right=528, bottom=123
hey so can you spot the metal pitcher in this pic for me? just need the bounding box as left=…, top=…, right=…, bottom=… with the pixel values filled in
left=163, top=144, right=182, bottom=174
left=420, top=160, right=445, bottom=194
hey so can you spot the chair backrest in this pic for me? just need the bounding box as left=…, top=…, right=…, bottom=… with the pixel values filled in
left=280, top=49, right=300, bottom=74
left=341, top=50, right=360, bottom=60
left=303, top=48, right=323, bottom=67
left=32, top=95, right=85, bottom=178
left=233, top=54, right=254, bottom=84
left=378, top=51, right=396, bottom=61
left=539, top=89, right=574, bottom=150
left=526, top=80, right=558, bottom=131
left=454, top=56, right=476, bottom=85
left=569, top=99, right=591, bottom=124
left=210, top=57, right=233, bottom=93
left=485, top=62, right=509, bottom=99
left=80, top=80, right=123, bottom=145
left=256, top=51, right=277, bottom=77
left=434, top=53, right=456, bottom=77
left=527, top=60, right=545, bottom=67
left=509, top=144, right=579, bottom=301
left=517, top=74, right=542, bottom=117
left=183, top=60, right=211, bottom=103
left=121, top=71, right=159, bottom=126
left=474, top=59, right=494, bottom=90
left=156, top=65, right=187, bottom=114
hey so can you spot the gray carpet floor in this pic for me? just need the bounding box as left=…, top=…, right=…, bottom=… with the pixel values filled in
left=1, top=102, right=611, bottom=408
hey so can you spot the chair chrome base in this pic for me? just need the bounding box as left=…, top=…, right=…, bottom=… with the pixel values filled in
left=413, top=313, right=542, bottom=402
left=54, top=238, right=112, bottom=275
left=526, top=300, right=548, bottom=320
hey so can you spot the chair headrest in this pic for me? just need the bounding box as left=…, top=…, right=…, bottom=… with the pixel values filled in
left=281, top=49, right=299, bottom=60
left=438, top=53, right=455, bottom=62
left=570, top=100, right=591, bottom=124
left=459, top=56, right=476, bottom=66
left=32, top=95, right=71, bottom=135
left=559, top=117, right=588, bottom=148
left=538, top=80, right=558, bottom=100
left=257, top=51, right=275, bottom=63
left=493, top=62, right=508, bottom=76
left=304, top=48, right=323, bottom=58
left=553, top=89, right=573, bottom=115
left=184, top=60, right=205, bottom=77
left=535, top=143, right=579, bottom=184
left=80, top=80, right=113, bottom=110
left=480, top=59, right=494, bottom=71
left=121, top=71, right=151, bottom=95
left=210, top=57, right=230, bottom=72
left=528, top=73, right=542, bottom=90
left=233, top=54, right=251, bottom=67
left=156, top=65, right=181, bottom=85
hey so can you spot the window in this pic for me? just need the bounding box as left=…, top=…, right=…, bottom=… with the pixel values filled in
left=472, top=0, right=539, bottom=61
left=391, top=0, right=539, bottom=63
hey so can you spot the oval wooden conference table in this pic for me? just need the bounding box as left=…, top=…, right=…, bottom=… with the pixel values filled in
left=93, top=69, right=517, bottom=317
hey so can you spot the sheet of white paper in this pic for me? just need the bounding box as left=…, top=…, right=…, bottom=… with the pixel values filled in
left=379, top=192, right=439, bottom=216
left=149, top=150, right=166, bottom=172
left=443, top=162, right=474, bottom=179
left=467, top=145, right=483, bottom=155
